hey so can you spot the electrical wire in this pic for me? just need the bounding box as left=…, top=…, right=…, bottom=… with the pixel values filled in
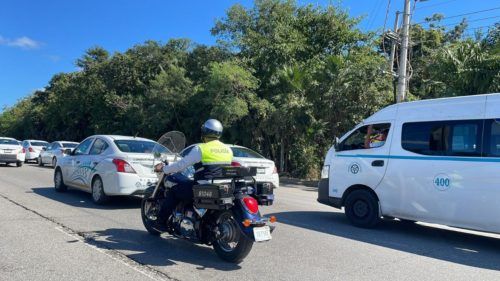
left=382, top=0, right=392, bottom=56
left=424, top=15, right=500, bottom=28
left=415, top=0, right=459, bottom=10
left=413, top=7, right=500, bottom=25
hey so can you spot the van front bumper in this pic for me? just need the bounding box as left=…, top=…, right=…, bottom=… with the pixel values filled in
left=317, top=178, right=342, bottom=209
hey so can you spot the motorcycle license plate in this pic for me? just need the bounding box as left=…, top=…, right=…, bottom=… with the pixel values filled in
left=253, top=226, right=272, bottom=242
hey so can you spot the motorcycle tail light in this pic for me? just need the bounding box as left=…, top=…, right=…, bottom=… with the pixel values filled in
left=112, top=159, right=136, bottom=173
left=242, top=197, right=259, bottom=214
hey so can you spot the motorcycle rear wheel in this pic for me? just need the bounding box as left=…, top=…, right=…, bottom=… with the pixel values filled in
left=212, top=211, right=253, bottom=263
left=141, top=197, right=161, bottom=236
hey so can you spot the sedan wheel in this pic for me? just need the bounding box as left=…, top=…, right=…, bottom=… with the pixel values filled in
left=91, top=176, right=109, bottom=204
left=54, top=169, right=67, bottom=192
left=38, top=156, right=44, bottom=166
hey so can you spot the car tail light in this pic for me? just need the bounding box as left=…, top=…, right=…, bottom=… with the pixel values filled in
left=242, top=197, right=259, bottom=214
left=231, top=161, right=241, bottom=167
left=273, top=165, right=278, bottom=174
left=112, top=159, right=136, bottom=173
left=22, top=148, right=26, bottom=153
left=29, top=147, right=34, bottom=152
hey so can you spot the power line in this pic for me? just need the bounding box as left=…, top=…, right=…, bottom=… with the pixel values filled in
left=425, top=15, right=500, bottom=28
left=415, top=0, right=459, bottom=10
left=413, top=6, right=500, bottom=25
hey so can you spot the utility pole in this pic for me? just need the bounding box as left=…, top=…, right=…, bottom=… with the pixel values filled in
left=388, top=12, right=400, bottom=73
left=396, top=0, right=411, bottom=103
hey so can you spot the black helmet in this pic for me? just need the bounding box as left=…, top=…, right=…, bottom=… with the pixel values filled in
left=201, top=119, right=223, bottom=140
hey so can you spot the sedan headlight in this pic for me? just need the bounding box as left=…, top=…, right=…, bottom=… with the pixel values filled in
left=321, top=165, right=330, bottom=179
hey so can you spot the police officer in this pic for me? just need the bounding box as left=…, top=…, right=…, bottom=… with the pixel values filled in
left=154, top=119, right=233, bottom=226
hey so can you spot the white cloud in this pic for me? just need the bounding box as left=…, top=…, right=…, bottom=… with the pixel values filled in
left=0, top=35, right=41, bottom=49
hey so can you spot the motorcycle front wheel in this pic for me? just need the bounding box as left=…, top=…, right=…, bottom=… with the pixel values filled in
left=212, top=210, right=253, bottom=263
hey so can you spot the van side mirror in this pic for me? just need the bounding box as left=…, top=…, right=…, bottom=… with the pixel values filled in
left=334, top=137, right=341, bottom=151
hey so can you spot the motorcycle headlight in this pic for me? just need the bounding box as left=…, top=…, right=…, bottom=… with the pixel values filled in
left=321, top=165, right=330, bottom=179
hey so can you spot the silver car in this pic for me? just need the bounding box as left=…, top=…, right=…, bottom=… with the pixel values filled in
left=39, top=141, right=79, bottom=167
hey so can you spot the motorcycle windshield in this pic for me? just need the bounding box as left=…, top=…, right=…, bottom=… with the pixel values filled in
left=151, top=131, right=193, bottom=179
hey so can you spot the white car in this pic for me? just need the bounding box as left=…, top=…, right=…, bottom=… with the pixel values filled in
left=0, top=137, right=25, bottom=167
left=54, top=135, right=168, bottom=204
left=181, top=144, right=279, bottom=189
left=39, top=141, right=79, bottom=167
left=22, top=139, right=49, bottom=163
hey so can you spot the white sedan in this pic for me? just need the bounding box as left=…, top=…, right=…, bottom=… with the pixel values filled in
left=22, top=139, right=49, bottom=163
left=0, top=137, right=25, bottom=167
left=54, top=135, right=168, bottom=204
left=39, top=141, right=79, bottom=167
left=181, top=144, right=279, bottom=189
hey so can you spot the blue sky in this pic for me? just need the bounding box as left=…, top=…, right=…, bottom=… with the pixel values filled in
left=1, top=0, right=499, bottom=110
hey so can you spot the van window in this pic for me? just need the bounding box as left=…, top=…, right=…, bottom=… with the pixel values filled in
left=486, top=119, right=500, bottom=157
left=339, top=123, right=391, bottom=151
left=402, top=120, right=482, bottom=156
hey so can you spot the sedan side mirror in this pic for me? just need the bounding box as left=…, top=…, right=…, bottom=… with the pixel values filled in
left=64, top=148, right=73, bottom=155
left=42, top=147, right=47, bottom=151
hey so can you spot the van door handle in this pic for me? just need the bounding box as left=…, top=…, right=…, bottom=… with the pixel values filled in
left=371, top=160, right=384, bottom=167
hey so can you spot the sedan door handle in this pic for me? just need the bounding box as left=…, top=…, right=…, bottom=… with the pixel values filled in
left=371, top=160, right=384, bottom=167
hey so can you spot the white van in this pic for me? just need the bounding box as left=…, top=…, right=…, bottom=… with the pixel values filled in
left=318, top=93, right=500, bottom=234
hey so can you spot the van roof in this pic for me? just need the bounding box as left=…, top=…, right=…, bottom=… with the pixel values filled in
left=365, top=93, right=500, bottom=123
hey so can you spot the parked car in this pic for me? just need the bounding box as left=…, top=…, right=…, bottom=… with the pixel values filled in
left=318, top=93, right=500, bottom=234
left=181, top=144, right=279, bottom=189
left=0, top=137, right=25, bottom=167
left=54, top=135, right=168, bottom=204
left=38, top=141, right=79, bottom=167
left=22, top=140, right=49, bottom=163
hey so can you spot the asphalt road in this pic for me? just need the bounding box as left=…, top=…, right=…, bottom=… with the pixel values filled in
left=1, top=164, right=500, bottom=281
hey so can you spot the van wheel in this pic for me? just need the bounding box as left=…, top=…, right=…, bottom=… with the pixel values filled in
left=344, top=189, right=380, bottom=228
left=91, top=176, right=109, bottom=204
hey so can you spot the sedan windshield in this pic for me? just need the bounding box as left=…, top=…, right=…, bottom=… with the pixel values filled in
left=31, top=141, right=49, bottom=147
left=231, top=147, right=264, bottom=158
left=114, top=140, right=170, bottom=154
left=0, top=139, right=19, bottom=145
left=62, top=143, right=78, bottom=148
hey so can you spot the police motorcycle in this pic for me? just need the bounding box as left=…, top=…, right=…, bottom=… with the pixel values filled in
left=141, top=131, right=276, bottom=263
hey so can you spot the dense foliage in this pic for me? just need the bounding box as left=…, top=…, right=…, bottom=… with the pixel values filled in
left=1, top=1, right=499, bottom=178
